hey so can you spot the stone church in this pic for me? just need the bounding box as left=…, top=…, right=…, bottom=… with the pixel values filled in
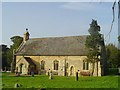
left=14, top=29, right=107, bottom=76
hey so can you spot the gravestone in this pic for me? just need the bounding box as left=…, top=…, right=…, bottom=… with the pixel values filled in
left=49, top=71, right=52, bottom=79
left=17, top=72, right=20, bottom=76
left=15, top=69, right=18, bottom=74
left=14, top=83, right=19, bottom=88
left=38, top=70, right=41, bottom=75
left=4, top=67, right=6, bottom=72
left=14, top=80, right=19, bottom=88
left=31, top=71, right=34, bottom=77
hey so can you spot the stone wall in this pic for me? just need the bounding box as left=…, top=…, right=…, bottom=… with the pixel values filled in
left=16, top=55, right=101, bottom=76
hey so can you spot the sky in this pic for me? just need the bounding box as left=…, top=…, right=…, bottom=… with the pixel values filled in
left=1, top=1, right=119, bottom=47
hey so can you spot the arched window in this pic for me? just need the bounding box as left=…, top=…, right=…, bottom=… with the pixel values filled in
left=70, top=66, right=74, bottom=76
left=53, top=60, right=59, bottom=70
left=83, top=61, right=86, bottom=70
left=83, top=61, right=89, bottom=70
left=86, top=62, right=89, bottom=70
left=41, top=60, right=45, bottom=70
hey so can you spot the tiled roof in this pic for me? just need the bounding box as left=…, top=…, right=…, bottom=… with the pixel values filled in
left=15, top=35, right=88, bottom=56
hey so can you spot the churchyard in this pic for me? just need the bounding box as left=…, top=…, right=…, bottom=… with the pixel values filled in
left=1, top=71, right=119, bottom=89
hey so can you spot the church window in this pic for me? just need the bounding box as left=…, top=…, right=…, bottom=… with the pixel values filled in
left=83, top=61, right=89, bottom=70
left=54, top=60, right=59, bottom=70
left=83, top=61, right=86, bottom=70
left=86, top=62, right=89, bottom=70
left=41, top=60, right=45, bottom=70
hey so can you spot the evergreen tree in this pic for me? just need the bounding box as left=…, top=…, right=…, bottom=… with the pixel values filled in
left=85, top=19, right=103, bottom=76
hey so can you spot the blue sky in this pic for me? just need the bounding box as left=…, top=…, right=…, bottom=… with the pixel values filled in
left=2, top=2, right=118, bottom=47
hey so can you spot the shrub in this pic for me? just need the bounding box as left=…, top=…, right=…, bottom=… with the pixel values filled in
left=107, top=68, right=118, bottom=75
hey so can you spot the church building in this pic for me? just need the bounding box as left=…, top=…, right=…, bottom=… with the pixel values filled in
left=14, top=29, right=107, bottom=76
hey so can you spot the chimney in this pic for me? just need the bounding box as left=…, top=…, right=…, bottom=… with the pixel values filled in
left=23, top=28, right=30, bottom=42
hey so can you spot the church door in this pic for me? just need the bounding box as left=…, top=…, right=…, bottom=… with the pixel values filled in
left=70, top=66, right=74, bottom=76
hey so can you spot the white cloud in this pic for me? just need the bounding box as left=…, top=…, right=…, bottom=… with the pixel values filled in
left=60, top=2, right=111, bottom=12
left=61, top=2, right=96, bottom=11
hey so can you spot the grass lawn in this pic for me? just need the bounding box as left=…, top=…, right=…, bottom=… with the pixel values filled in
left=1, top=72, right=119, bottom=89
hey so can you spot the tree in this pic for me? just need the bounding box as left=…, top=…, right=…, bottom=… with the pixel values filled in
left=118, top=36, right=120, bottom=42
left=7, top=36, right=23, bottom=72
left=85, top=19, right=103, bottom=76
left=10, top=36, right=23, bottom=50
left=0, top=44, right=10, bottom=70
left=106, top=44, right=119, bottom=68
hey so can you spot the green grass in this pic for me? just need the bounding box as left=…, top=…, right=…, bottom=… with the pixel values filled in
left=0, top=72, right=2, bottom=90
left=2, top=72, right=119, bottom=89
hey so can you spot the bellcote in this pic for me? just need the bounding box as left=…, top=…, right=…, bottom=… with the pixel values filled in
left=23, top=28, right=30, bottom=42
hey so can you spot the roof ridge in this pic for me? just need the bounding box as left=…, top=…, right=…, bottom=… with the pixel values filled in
left=29, top=35, right=89, bottom=40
